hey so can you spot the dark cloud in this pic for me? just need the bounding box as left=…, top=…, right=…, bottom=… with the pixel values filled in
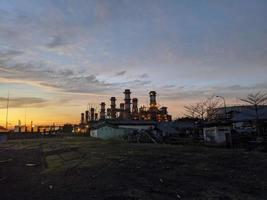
left=0, top=60, right=154, bottom=94
left=161, top=84, right=176, bottom=89
left=85, top=75, right=98, bottom=83
left=114, top=70, right=127, bottom=76
left=139, top=73, right=149, bottom=78
left=159, top=83, right=267, bottom=102
left=0, top=97, right=48, bottom=108
left=133, top=79, right=151, bottom=86
left=47, top=36, right=65, bottom=48
left=0, top=50, right=23, bottom=61
left=59, top=69, right=74, bottom=77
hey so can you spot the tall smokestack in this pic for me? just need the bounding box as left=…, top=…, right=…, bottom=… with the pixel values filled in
left=110, top=97, right=116, bottom=119
left=100, top=102, right=106, bottom=120
left=149, top=91, right=157, bottom=107
left=85, top=110, right=89, bottom=123
left=124, top=89, right=131, bottom=118
left=81, top=113, right=85, bottom=124
left=90, top=108, right=95, bottom=121
left=94, top=113, right=98, bottom=121
left=107, top=108, right=111, bottom=118
left=132, top=98, right=138, bottom=119
left=119, top=103, right=125, bottom=118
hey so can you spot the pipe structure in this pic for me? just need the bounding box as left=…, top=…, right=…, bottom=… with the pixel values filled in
left=160, top=107, right=168, bottom=115
left=110, top=97, right=117, bottom=119
left=132, top=98, right=138, bottom=113
left=100, top=102, right=106, bottom=120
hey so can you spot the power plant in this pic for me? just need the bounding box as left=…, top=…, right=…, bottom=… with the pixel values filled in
left=78, top=89, right=172, bottom=132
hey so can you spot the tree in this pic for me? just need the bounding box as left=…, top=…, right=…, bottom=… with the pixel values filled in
left=240, top=92, right=267, bottom=136
left=184, top=96, right=222, bottom=121
left=184, top=104, right=197, bottom=119
left=205, top=96, right=222, bottom=120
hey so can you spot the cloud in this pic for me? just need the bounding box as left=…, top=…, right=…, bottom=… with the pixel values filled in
left=47, top=36, right=66, bottom=48
left=0, top=61, right=121, bottom=94
left=158, top=82, right=267, bottom=103
left=0, top=97, right=48, bottom=108
left=139, top=73, right=149, bottom=78
left=132, top=79, right=151, bottom=86
left=58, top=69, right=74, bottom=77
left=114, top=70, right=127, bottom=76
left=161, top=84, right=176, bottom=89
left=0, top=50, right=23, bottom=61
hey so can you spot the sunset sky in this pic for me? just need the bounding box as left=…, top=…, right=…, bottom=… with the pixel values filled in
left=0, top=0, right=267, bottom=126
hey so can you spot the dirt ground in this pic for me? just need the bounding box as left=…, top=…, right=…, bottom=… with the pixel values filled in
left=0, top=137, right=267, bottom=200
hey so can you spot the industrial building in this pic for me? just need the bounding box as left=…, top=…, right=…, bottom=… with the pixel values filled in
left=77, top=89, right=172, bottom=136
left=80, top=89, right=172, bottom=124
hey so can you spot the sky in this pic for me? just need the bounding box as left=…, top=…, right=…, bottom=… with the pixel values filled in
left=0, top=0, right=267, bottom=126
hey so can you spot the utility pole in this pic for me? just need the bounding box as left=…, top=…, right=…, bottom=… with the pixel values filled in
left=5, top=91, right=9, bottom=129
left=216, top=95, right=232, bottom=148
left=24, top=107, right=27, bottom=132
left=216, top=95, right=227, bottom=118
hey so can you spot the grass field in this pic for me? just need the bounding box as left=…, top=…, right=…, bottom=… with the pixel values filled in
left=0, top=136, right=267, bottom=200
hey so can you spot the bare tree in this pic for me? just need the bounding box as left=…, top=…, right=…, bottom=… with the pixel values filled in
left=184, top=96, right=221, bottom=121
left=205, top=96, right=222, bottom=121
left=240, top=91, right=267, bottom=136
left=184, top=101, right=207, bottom=120
left=184, top=104, right=197, bottom=119
left=194, top=101, right=206, bottom=120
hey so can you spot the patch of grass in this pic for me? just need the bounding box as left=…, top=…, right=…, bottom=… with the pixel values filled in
left=45, top=155, right=63, bottom=172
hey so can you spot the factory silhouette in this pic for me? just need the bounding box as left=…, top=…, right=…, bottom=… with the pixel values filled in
left=78, top=89, right=172, bottom=134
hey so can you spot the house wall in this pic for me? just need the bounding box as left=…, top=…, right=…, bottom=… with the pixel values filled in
left=233, top=122, right=255, bottom=133
left=204, top=126, right=230, bottom=145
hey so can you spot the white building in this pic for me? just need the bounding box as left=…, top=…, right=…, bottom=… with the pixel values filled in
left=203, top=123, right=231, bottom=145
left=90, top=120, right=157, bottom=139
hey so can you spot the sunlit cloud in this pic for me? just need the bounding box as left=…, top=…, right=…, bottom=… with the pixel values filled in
left=0, top=97, right=48, bottom=108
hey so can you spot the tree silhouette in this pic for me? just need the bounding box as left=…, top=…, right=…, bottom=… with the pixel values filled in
left=240, top=92, right=267, bottom=136
left=184, top=96, right=221, bottom=121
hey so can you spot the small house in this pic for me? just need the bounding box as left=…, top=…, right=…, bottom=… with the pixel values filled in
left=203, top=122, right=231, bottom=146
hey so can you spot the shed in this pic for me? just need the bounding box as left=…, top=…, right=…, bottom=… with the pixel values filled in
left=203, top=122, right=231, bottom=146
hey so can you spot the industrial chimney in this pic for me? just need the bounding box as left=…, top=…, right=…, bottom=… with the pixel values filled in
left=132, top=98, right=138, bottom=119
left=94, top=113, right=98, bottom=121
left=100, top=102, right=106, bottom=120
left=110, top=97, right=116, bottom=119
left=81, top=113, right=85, bottom=124
left=90, top=108, right=95, bottom=121
left=107, top=108, right=111, bottom=118
left=119, top=103, right=125, bottom=118
left=85, top=110, right=89, bottom=123
left=124, top=89, right=131, bottom=118
left=149, top=91, right=157, bottom=107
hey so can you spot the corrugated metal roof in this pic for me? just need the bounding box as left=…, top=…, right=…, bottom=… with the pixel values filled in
left=231, top=107, right=267, bottom=122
